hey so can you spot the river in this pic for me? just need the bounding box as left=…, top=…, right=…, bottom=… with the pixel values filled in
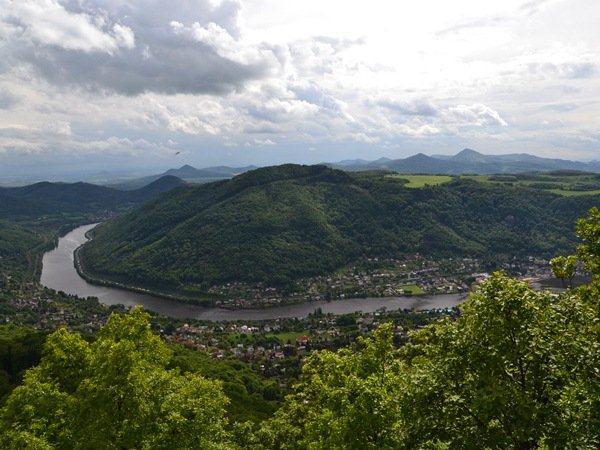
left=40, top=224, right=467, bottom=320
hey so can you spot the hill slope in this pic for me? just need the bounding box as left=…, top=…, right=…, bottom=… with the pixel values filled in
left=0, top=176, right=186, bottom=223
left=80, top=165, right=600, bottom=300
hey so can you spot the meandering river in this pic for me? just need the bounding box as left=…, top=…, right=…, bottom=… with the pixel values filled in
left=41, top=224, right=467, bottom=320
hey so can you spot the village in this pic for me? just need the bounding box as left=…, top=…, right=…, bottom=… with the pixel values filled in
left=1, top=253, right=556, bottom=335
left=0, top=250, right=569, bottom=399
left=207, top=254, right=554, bottom=308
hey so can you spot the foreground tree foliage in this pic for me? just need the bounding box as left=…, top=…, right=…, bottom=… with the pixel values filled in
left=3, top=210, right=600, bottom=449
left=0, top=308, right=232, bottom=450
left=251, top=208, right=600, bottom=450
left=253, top=273, right=599, bottom=449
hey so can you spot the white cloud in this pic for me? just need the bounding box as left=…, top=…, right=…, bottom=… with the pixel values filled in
left=446, top=104, right=508, bottom=127
left=1, top=0, right=600, bottom=173
left=254, top=138, right=275, bottom=146
left=0, top=0, right=276, bottom=95
left=2, top=0, right=134, bottom=54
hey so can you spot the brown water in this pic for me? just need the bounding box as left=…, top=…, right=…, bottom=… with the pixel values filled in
left=41, top=224, right=467, bottom=320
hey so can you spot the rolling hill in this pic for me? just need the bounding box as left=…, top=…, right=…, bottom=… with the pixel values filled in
left=109, top=165, right=257, bottom=190
left=79, top=164, right=600, bottom=302
left=0, top=175, right=186, bottom=223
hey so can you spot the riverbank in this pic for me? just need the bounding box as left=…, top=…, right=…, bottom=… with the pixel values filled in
left=42, top=225, right=468, bottom=320
left=74, top=224, right=436, bottom=311
left=74, top=243, right=217, bottom=308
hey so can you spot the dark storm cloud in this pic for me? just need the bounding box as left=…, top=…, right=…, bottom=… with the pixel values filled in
left=0, top=0, right=276, bottom=96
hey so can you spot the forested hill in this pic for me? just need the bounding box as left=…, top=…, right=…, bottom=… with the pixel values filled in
left=0, top=175, right=186, bottom=223
left=80, top=164, right=600, bottom=295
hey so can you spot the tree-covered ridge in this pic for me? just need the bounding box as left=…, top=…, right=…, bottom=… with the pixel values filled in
left=0, top=176, right=186, bottom=231
left=81, top=164, right=599, bottom=299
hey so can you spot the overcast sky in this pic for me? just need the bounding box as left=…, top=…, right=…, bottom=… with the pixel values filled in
left=0, top=0, right=599, bottom=179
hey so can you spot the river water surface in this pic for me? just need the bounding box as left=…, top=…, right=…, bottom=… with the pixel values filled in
left=41, top=224, right=467, bottom=320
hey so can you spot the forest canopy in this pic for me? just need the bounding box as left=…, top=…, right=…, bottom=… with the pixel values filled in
left=3, top=208, right=600, bottom=449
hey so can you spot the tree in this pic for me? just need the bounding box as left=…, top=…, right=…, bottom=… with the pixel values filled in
left=550, top=255, right=577, bottom=288
left=0, top=307, right=232, bottom=449
left=257, top=272, right=600, bottom=449
left=399, top=273, right=600, bottom=449
left=255, top=323, right=404, bottom=450
left=576, top=206, right=600, bottom=278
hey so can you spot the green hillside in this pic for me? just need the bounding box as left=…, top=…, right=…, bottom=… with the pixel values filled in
left=0, top=176, right=187, bottom=239
left=0, top=221, right=52, bottom=283
left=79, top=164, right=600, bottom=301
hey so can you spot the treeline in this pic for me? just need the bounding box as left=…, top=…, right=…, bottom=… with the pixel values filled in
left=82, top=165, right=600, bottom=299
left=3, top=209, right=600, bottom=448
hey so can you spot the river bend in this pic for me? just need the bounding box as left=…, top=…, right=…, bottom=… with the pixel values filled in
left=41, top=224, right=466, bottom=320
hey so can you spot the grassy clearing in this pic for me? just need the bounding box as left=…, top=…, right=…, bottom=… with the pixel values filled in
left=461, top=175, right=491, bottom=182
left=399, top=284, right=426, bottom=295
left=548, top=189, right=600, bottom=197
left=265, top=331, right=309, bottom=344
left=461, top=173, right=600, bottom=197
left=387, top=174, right=453, bottom=188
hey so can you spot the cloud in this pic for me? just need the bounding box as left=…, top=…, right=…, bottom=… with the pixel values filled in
left=253, top=138, right=275, bottom=146
left=376, top=98, right=439, bottom=117
left=0, top=90, right=19, bottom=109
left=527, top=62, right=597, bottom=79
left=436, top=15, right=508, bottom=36
left=519, top=0, right=555, bottom=16
left=542, top=103, right=580, bottom=112
left=0, top=0, right=278, bottom=95
left=445, top=104, right=508, bottom=127
left=3, top=0, right=134, bottom=54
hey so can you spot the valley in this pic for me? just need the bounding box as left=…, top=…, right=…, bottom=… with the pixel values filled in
left=1, top=161, right=599, bottom=448
left=78, top=164, right=597, bottom=306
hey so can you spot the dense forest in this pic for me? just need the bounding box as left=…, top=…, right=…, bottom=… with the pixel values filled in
left=2, top=208, right=600, bottom=448
left=81, top=164, right=600, bottom=301
left=0, top=175, right=185, bottom=233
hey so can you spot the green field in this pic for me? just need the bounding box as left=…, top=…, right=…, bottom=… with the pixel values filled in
left=461, top=172, right=600, bottom=197
left=548, top=188, right=600, bottom=197
left=265, top=331, right=309, bottom=344
left=399, top=284, right=426, bottom=295
left=386, top=174, right=453, bottom=188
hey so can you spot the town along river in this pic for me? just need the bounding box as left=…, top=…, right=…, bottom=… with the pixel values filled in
left=41, top=224, right=467, bottom=321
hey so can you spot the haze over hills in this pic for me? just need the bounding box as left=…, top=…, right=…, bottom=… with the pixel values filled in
left=329, top=148, right=600, bottom=174
left=80, top=164, right=600, bottom=303
left=90, top=149, right=600, bottom=191
left=109, top=164, right=258, bottom=190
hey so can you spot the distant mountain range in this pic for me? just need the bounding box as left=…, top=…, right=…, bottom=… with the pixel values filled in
left=109, top=150, right=600, bottom=190
left=328, top=149, right=600, bottom=174
left=110, top=164, right=258, bottom=190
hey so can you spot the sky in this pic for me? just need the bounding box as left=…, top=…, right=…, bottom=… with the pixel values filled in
left=0, top=0, right=599, bottom=180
